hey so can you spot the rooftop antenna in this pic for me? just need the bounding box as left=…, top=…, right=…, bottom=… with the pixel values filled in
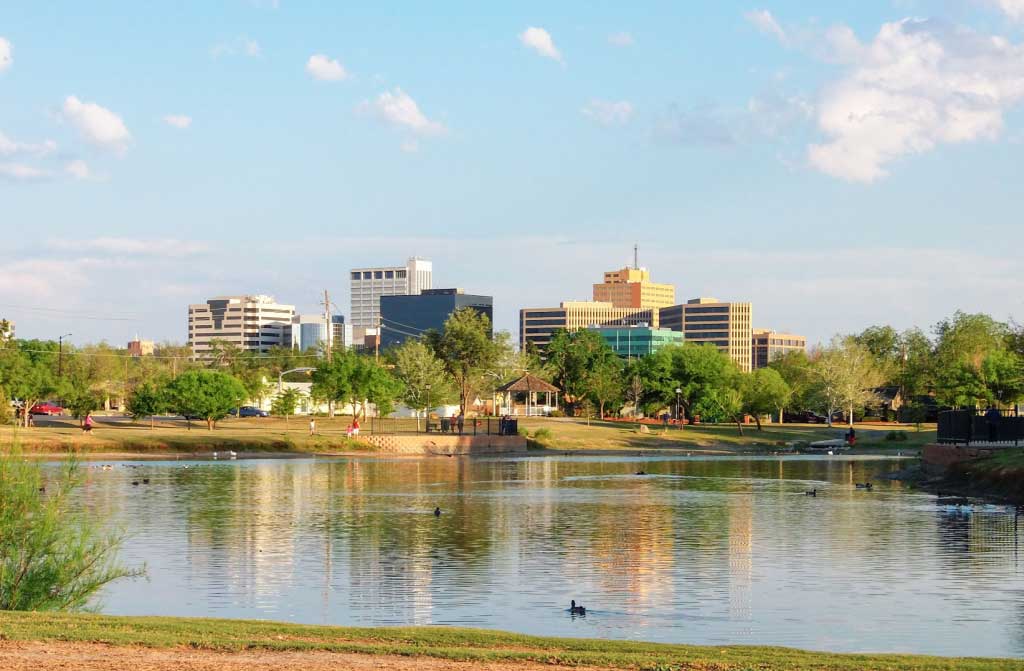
left=633, top=242, right=639, bottom=270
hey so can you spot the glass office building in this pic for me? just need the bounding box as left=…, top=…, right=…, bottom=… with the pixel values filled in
left=380, top=289, right=492, bottom=349
left=589, top=325, right=684, bottom=358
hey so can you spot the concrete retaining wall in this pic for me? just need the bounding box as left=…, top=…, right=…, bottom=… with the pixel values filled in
left=922, top=443, right=1000, bottom=475
left=357, top=434, right=528, bottom=456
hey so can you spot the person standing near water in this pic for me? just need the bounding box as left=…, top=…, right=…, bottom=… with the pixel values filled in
left=309, top=417, right=316, bottom=436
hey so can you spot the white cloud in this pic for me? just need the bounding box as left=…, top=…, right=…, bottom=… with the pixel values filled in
left=608, top=32, right=634, bottom=47
left=0, top=37, right=11, bottom=72
left=358, top=88, right=446, bottom=136
left=46, top=237, right=211, bottom=256
left=807, top=19, right=1024, bottom=182
left=162, top=114, right=192, bottom=129
left=744, top=9, right=787, bottom=44
left=991, top=0, right=1024, bottom=21
left=519, top=27, right=563, bottom=63
left=582, top=99, right=634, bottom=126
left=0, top=163, right=49, bottom=181
left=305, top=54, right=348, bottom=81
left=0, top=131, right=57, bottom=157
left=62, top=96, right=131, bottom=153
left=65, top=160, right=91, bottom=180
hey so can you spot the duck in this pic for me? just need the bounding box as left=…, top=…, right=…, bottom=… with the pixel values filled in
left=855, top=482, right=873, bottom=490
left=569, top=600, right=586, bottom=615
left=434, top=507, right=442, bottom=517
left=142, top=478, right=150, bottom=485
left=131, top=481, right=139, bottom=486
left=805, top=489, right=817, bottom=497
left=635, top=470, right=647, bottom=476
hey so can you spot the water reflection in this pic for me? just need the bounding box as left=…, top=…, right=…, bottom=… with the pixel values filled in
left=67, top=456, right=1024, bottom=657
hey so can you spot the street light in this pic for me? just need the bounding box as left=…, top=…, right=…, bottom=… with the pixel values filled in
left=675, top=387, right=682, bottom=429
left=424, top=383, right=432, bottom=432
left=58, top=333, right=72, bottom=378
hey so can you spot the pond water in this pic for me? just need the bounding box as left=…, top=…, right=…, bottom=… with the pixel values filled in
left=64, top=455, right=1024, bottom=658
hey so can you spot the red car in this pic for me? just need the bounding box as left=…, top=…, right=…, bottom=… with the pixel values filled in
left=30, top=402, right=64, bottom=416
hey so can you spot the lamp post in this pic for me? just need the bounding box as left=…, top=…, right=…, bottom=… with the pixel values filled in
left=58, top=333, right=72, bottom=378
left=423, top=383, right=432, bottom=433
left=675, top=387, right=682, bottom=429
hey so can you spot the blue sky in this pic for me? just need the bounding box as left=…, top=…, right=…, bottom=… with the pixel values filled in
left=2, top=1, right=1023, bottom=347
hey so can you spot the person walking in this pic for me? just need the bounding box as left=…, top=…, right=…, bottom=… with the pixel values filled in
left=82, top=412, right=94, bottom=433
left=457, top=412, right=465, bottom=435
left=308, top=417, right=316, bottom=436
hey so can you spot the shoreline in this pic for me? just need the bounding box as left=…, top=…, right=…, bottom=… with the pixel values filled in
left=0, top=611, right=1017, bottom=671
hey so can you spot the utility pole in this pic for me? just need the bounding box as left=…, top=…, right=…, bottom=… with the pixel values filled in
left=375, top=316, right=380, bottom=362
left=58, top=333, right=72, bottom=378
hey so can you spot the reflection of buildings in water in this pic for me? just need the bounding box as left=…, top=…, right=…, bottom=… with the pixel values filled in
left=728, top=491, right=753, bottom=622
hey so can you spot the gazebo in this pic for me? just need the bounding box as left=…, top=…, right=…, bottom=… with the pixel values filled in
left=496, top=374, right=560, bottom=417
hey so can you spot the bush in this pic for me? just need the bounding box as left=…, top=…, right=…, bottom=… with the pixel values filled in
left=885, top=430, right=910, bottom=442
left=0, top=447, right=143, bottom=611
left=517, top=426, right=529, bottom=437
left=547, top=409, right=565, bottom=418
left=532, top=427, right=553, bottom=442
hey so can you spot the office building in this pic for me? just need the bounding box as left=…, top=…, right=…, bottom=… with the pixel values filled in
left=660, top=298, right=753, bottom=372
left=127, top=339, right=154, bottom=357
left=593, top=266, right=675, bottom=309
left=349, top=257, right=432, bottom=328
left=331, top=315, right=352, bottom=351
left=188, top=295, right=295, bottom=357
left=752, top=329, right=807, bottom=369
left=589, top=325, right=684, bottom=358
left=520, top=301, right=658, bottom=352
left=292, top=314, right=330, bottom=352
left=380, top=289, right=493, bottom=349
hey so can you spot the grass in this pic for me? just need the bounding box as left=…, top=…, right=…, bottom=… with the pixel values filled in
left=517, top=417, right=936, bottom=454
left=0, top=611, right=1016, bottom=670
left=941, top=447, right=1024, bottom=502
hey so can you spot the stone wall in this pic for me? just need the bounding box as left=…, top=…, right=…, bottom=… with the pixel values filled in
left=357, top=434, right=528, bottom=456
left=922, top=443, right=1000, bottom=475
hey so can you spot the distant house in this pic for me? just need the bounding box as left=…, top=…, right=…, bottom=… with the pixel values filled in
left=870, top=386, right=903, bottom=420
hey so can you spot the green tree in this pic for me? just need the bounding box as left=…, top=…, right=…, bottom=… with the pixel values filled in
left=587, top=356, right=624, bottom=419
left=853, top=325, right=901, bottom=382
left=742, top=367, right=791, bottom=430
left=768, top=350, right=815, bottom=419
left=980, top=350, right=1024, bottom=405
left=126, top=381, right=167, bottom=429
left=671, top=344, right=738, bottom=423
left=812, top=337, right=883, bottom=427
left=163, top=370, right=247, bottom=430
left=393, top=340, right=454, bottom=427
left=0, top=343, right=59, bottom=428
left=0, top=449, right=143, bottom=610
left=427, top=308, right=498, bottom=414
left=546, top=329, right=620, bottom=415
left=270, top=387, right=304, bottom=423
left=311, top=350, right=402, bottom=420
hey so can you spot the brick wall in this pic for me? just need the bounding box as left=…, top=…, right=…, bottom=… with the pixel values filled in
left=357, top=434, right=528, bottom=456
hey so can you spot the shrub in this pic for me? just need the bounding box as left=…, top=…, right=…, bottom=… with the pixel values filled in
left=547, top=409, right=565, bottom=418
left=517, top=426, right=529, bottom=437
left=533, top=427, right=553, bottom=442
left=0, top=447, right=143, bottom=611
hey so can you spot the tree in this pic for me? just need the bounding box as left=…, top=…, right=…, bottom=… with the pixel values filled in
left=670, top=344, right=738, bottom=423
left=126, top=382, right=167, bottom=429
left=427, top=308, right=498, bottom=414
left=587, top=356, right=624, bottom=419
left=546, top=329, right=620, bottom=416
left=393, top=340, right=454, bottom=427
left=742, top=368, right=791, bottom=430
left=0, top=343, right=58, bottom=428
left=980, top=350, right=1024, bottom=406
left=0, top=449, right=143, bottom=610
left=812, top=337, right=883, bottom=427
left=162, top=370, right=247, bottom=430
left=768, top=350, right=815, bottom=420
left=270, top=387, right=304, bottom=424
left=311, top=350, right=402, bottom=421
left=853, top=325, right=901, bottom=382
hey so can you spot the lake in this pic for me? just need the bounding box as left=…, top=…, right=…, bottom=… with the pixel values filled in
left=66, top=455, right=1024, bottom=658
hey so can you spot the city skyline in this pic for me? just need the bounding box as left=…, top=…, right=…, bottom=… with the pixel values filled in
left=2, top=2, right=1023, bottom=346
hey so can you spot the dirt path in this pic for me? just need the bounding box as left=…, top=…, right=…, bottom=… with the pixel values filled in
left=0, top=641, right=611, bottom=671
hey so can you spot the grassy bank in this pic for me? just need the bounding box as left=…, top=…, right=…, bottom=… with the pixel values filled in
left=0, top=611, right=1016, bottom=671
left=518, top=417, right=935, bottom=454
left=2, top=414, right=935, bottom=458
left=942, top=448, right=1024, bottom=503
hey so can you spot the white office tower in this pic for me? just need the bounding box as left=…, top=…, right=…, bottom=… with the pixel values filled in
left=349, top=257, right=432, bottom=328
left=188, top=295, right=295, bottom=357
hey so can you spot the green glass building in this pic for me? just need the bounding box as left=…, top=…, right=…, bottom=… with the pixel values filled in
left=589, top=325, right=684, bottom=358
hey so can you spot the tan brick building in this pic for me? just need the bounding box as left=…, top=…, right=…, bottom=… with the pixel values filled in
left=660, top=298, right=753, bottom=372
left=592, top=266, right=675, bottom=309
left=520, top=301, right=658, bottom=352
left=752, top=329, right=806, bottom=369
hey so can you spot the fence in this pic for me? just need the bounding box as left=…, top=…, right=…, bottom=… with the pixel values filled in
left=368, top=416, right=519, bottom=437
left=937, top=408, right=1024, bottom=446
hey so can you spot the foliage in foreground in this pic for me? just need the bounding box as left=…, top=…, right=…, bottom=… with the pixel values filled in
left=0, top=447, right=143, bottom=611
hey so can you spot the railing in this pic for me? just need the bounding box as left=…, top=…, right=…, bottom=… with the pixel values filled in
left=368, top=416, right=519, bottom=437
left=937, top=408, right=1023, bottom=446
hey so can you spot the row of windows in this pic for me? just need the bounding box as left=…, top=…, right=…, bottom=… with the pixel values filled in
left=684, top=306, right=730, bottom=314
left=351, top=270, right=408, bottom=280
left=522, top=318, right=567, bottom=326
left=686, top=331, right=730, bottom=339
left=684, top=315, right=731, bottom=323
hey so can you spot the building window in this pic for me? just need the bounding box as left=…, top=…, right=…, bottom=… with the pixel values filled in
left=385, top=270, right=394, bottom=279
left=396, top=270, right=407, bottom=278
left=374, top=271, right=383, bottom=279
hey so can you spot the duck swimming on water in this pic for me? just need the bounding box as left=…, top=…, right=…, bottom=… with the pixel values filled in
left=569, top=600, right=586, bottom=615
left=855, top=482, right=873, bottom=490
left=805, top=489, right=817, bottom=497
left=434, top=507, right=442, bottom=517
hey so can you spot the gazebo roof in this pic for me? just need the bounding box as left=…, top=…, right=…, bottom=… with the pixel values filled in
left=496, top=373, right=560, bottom=394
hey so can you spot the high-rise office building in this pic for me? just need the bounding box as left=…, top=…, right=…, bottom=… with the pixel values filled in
left=588, top=325, right=684, bottom=358
left=349, top=257, right=432, bottom=328
left=660, top=298, right=753, bottom=372
left=380, top=289, right=493, bottom=349
left=188, top=295, right=295, bottom=357
left=520, top=301, right=658, bottom=352
left=752, top=329, right=806, bottom=369
left=291, top=314, right=330, bottom=352
left=593, top=266, right=675, bottom=309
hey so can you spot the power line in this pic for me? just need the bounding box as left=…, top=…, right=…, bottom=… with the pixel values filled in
left=6, top=347, right=326, bottom=362
left=0, top=303, right=143, bottom=321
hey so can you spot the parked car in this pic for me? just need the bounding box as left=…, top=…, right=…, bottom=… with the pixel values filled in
left=30, top=402, right=64, bottom=416
left=229, top=406, right=269, bottom=418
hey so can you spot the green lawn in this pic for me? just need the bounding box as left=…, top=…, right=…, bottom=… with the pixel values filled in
left=0, top=611, right=1016, bottom=671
